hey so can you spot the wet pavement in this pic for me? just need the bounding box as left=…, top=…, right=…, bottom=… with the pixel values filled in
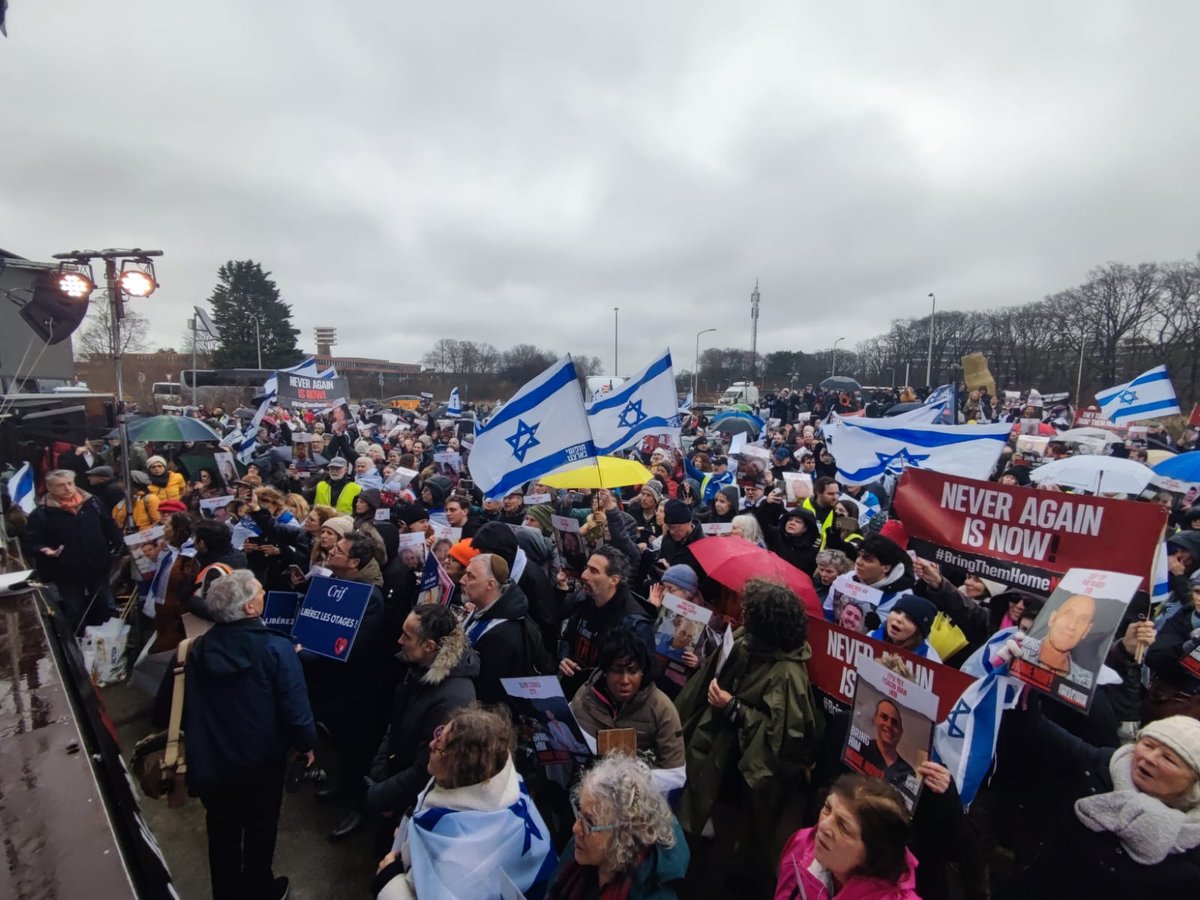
left=104, top=675, right=380, bottom=900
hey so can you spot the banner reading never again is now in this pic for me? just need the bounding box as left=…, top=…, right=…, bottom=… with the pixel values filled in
left=892, top=468, right=1166, bottom=597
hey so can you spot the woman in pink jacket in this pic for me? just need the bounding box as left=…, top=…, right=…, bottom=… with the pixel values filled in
left=775, top=775, right=921, bottom=900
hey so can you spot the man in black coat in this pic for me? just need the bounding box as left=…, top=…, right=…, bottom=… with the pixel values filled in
left=84, top=465, right=126, bottom=517
left=365, top=605, right=478, bottom=818
left=23, top=469, right=123, bottom=629
left=658, top=500, right=718, bottom=603
left=459, top=553, right=540, bottom=705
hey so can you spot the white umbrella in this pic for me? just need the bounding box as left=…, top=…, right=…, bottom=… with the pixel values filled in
left=1029, top=456, right=1154, bottom=495
left=1056, top=427, right=1123, bottom=445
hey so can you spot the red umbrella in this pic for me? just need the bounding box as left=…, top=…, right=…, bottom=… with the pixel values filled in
left=689, top=536, right=822, bottom=618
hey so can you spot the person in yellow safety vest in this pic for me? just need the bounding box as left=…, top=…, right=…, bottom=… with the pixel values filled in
left=313, top=456, right=362, bottom=515
left=801, top=476, right=841, bottom=550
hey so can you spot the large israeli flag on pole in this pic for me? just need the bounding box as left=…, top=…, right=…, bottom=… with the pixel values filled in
left=924, top=384, right=954, bottom=407
left=471, top=356, right=597, bottom=499
left=824, top=417, right=1010, bottom=485
left=5, top=461, right=36, bottom=514
left=586, top=349, right=681, bottom=455
left=1096, top=365, right=1180, bottom=424
left=447, top=387, right=462, bottom=417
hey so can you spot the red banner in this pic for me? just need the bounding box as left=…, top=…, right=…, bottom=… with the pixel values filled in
left=1072, top=406, right=1128, bottom=434
left=892, top=468, right=1166, bottom=595
left=807, top=618, right=974, bottom=721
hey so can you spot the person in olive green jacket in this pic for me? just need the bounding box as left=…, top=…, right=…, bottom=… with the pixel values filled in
left=675, top=578, right=824, bottom=897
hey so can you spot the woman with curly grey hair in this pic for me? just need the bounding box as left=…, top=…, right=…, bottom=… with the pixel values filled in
left=547, top=755, right=689, bottom=899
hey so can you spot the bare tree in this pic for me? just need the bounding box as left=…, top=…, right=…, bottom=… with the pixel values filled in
left=73, top=293, right=150, bottom=359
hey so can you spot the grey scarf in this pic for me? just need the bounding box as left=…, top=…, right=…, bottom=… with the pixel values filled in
left=1074, top=744, right=1200, bottom=864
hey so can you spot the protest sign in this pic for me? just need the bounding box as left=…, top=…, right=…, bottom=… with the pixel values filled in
left=262, top=591, right=302, bottom=634
left=429, top=522, right=462, bottom=545
left=824, top=573, right=884, bottom=632
left=125, top=526, right=167, bottom=577
left=395, top=532, right=427, bottom=568
left=433, top=451, right=462, bottom=484
left=553, top=514, right=591, bottom=578
left=597, top=728, right=638, bottom=757
left=1073, top=405, right=1128, bottom=435
left=806, top=618, right=973, bottom=721
left=1011, top=568, right=1141, bottom=711
left=1014, top=435, right=1050, bottom=458
left=291, top=576, right=373, bottom=662
left=892, top=468, right=1166, bottom=597
left=524, top=492, right=552, bottom=505
left=275, top=371, right=350, bottom=410
left=842, top=655, right=937, bottom=812
left=1181, top=645, right=1200, bottom=679
left=653, top=594, right=713, bottom=663
left=198, top=494, right=235, bottom=518
left=782, top=471, right=813, bottom=504
left=213, top=451, right=239, bottom=488
left=961, top=352, right=995, bottom=398
left=501, top=676, right=594, bottom=766
left=700, top=522, right=733, bottom=536
left=1018, top=418, right=1041, bottom=435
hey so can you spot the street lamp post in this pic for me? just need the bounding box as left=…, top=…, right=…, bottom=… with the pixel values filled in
left=925, top=292, right=936, bottom=387
left=613, top=307, right=619, bottom=376
left=831, top=337, right=845, bottom=377
left=249, top=314, right=263, bottom=370
left=694, top=327, right=716, bottom=400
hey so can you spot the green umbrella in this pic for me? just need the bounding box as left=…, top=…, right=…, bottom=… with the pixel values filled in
left=728, top=403, right=754, bottom=412
left=126, top=415, right=224, bottom=443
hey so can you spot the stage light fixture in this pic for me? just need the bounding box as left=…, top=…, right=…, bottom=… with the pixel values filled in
left=56, top=270, right=94, bottom=299
left=119, top=267, right=157, bottom=297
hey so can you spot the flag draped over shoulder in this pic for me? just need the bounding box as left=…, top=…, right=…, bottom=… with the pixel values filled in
left=471, top=355, right=596, bottom=500
left=5, top=461, right=35, bottom=514
left=1095, top=365, right=1180, bottom=424
left=823, top=417, right=1010, bottom=486
left=586, top=349, right=681, bottom=455
left=933, top=627, right=1023, bottom=808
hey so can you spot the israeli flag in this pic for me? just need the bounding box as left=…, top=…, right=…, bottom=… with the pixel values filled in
left=934, top=627, right=1023, bottom=808
left=924, top=384, right=954, bottom=407
left=5, top=461, right=36, bottom=514
left=824, top=417, right=1011, bottom=486
left=471, top=355, right=596, bottom=500
left=447, top=387, right=462, bottom=417
left=240, top=358, right=339, bottom=463
left=587, top=349, right=681, bottom=455
left=1096, top=365, right=1180, bottom=424
left=679, top=389, right=693, bottom=414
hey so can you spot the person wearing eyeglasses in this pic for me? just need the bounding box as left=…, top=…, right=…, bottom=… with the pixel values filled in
left=372, top=706, right=553, bottom=900
left=546, top=755, right=689, bottom=899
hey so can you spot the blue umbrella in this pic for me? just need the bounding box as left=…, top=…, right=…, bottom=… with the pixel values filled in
left=1153, top=453, right=1200, bottom=482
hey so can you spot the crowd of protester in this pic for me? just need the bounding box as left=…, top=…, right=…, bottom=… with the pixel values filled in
left=6, top=380, right=1200, bottom=900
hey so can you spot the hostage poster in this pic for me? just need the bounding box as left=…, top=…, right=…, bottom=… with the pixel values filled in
left=892, top=468, right=1166, bottom=597
left=275, top=371, right=350, bottom=411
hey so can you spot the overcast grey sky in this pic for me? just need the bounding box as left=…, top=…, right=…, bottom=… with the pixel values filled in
left=4, top=2, right=1199, bottom=375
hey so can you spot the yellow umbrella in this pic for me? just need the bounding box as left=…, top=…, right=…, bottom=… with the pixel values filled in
left=540, top=456, right=654, bottom=490
left=1146, top=448, right=1176, bottom=466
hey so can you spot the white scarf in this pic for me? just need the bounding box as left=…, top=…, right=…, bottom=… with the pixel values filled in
left=1074, top=743, right=1200, bottom=864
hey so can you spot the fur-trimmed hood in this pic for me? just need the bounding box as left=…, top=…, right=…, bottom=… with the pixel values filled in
left=421, top=626, right=481, bottom=685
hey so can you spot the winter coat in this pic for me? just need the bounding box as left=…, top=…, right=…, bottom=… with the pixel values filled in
left=559, top=583, right=656, bottom=695
left=463, top=580, right=537, bottom=706
left=1146, top=604, right=1200, bottom=693
left=112, top=490, right=161, bottom=531
left=314, top=476, right=361, bottom=514
left=775, top=826, right=921, bottom=900
left=548, top=816, right=690, bottom=900
left=366, top=629, right=480, bottom=815
left=1001, top=708, right=1200, bottom=898
left=165, top=617, right=316, bottom=793
left=763, top=506, right=821, bottom=576
left=570, top=668, right=685, bottom=768
left=24, top=489, right=123, bottom=584
left=657, top=520, right=719, bottom=603
left=675, top=630, right=823, bottom=839
left=147, top=470, right=187, bottom=502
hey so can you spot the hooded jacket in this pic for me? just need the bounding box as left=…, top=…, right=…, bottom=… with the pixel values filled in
left=463, top=579, right=536, bottom=705
left=173, top=617, right=316, bottom=793
left=764, top=506, right=821, bottom=576
left=25, top=488, right=123, bottom=583
left=570, top=667, right=684, bottom=768
left=366, top=628, right=480, bottom=815
left=774, top=826, right=921, bottom=900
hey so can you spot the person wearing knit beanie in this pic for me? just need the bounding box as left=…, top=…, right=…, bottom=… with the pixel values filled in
left=869, top=594, right=941, bottom=661
left=447, top=539, right=481, bottom=571
left=661, top=564, right=699, bottom=598
left=663, top=499, right=692, bottom=526
left=1132, top=716, right=1200, bottom=809
left=523, top=504, right=554, bottom=537
left=320, top=516, right=355, bottom=540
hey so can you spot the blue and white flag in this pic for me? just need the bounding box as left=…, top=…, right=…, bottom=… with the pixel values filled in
left=405, top=767, right=555, bottom=900
left=924, top=384, right=954, bottom=407
left=888, top=401, right=949, bottom=425
left=471, top=355, right=596, bottom=500
left=587, top=349, right=681, bottom=455
left=823, top=417, right=1011, bottom=486
left=5, top=461, right=35, bottom=514
left=1096, top=365, right=1180, bottom=424
left=239, top=358, right=338, bottom=463
left=679, top=389, right=693, bottom=414
left=934, top=627, right=1023, bottom=808
left=447, top=387, right=462, bottom=417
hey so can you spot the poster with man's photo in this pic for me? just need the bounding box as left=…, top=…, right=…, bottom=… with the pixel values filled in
left=501, top=676, right=595, bottom=766
left=1011, top=568, right=1141, bottom=712
left=198, top=494, right=235, bottom=520
left=654, top=593, right=713, bottom=663
left=433, top=451, right=462, bottom=486
left=125, top=526, right=167, bottom=578
left=212, top=451, right=239, bottom=490
left=552, top=514, right=592, bottom=579
left=395, top=532, right=428, bottom=570
left=842, top=655, right=937, bottom=812
left=782, top=472, right=813, bottom=505
left=825, top=572, right=884, bottom=632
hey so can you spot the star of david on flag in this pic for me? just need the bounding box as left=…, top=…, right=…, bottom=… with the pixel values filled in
left=1096, top=365, right=1179, bottom=424
left=823, top=417, right=1011, bottom=485
left=617, top=399, right=647, bottom=429
left=506, top=419, right=541, bottom=462
left=587, top=349, right=681, bottom=454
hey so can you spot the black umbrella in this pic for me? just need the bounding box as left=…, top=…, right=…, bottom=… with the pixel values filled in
left=884, top=402, right=924, bottom=416
left=820, top=376, right=861, bottom=392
